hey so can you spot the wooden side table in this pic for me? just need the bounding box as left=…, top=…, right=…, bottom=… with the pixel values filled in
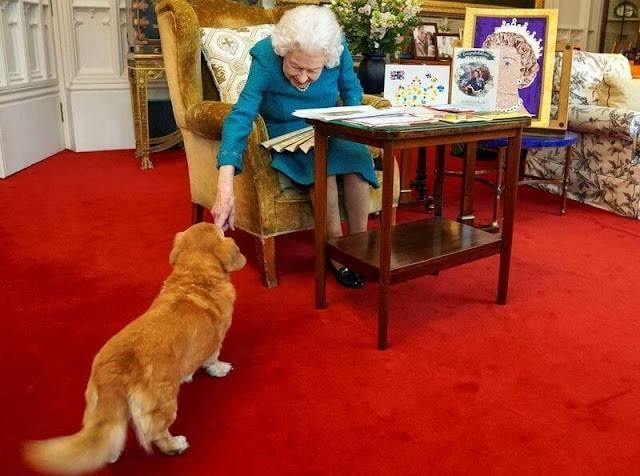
left=127, top=53, right=182, bottom=170
left=309, top=116, right=530, bottom=350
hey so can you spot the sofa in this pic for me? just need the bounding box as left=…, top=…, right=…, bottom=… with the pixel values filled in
left=526, top=51, right=640, bottom=218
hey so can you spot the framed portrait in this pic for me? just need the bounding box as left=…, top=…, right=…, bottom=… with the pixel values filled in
left=463, top=8, right=558, bottom=128
left=413, top=23, right=439, bottom=59
left=436, top=33, right=460, bottom=60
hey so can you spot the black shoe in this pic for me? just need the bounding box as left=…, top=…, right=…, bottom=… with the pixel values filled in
left=328, top=262, right=365, bottom=288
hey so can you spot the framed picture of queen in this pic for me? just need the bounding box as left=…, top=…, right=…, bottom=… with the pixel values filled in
left=462, top=8, right=558, bottom=129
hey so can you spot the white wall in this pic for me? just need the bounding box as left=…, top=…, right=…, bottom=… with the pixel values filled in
left=0, top=0, right=64, bottom=178
left=546, top=0, right=605, bottom=51
left=54, top=0, right=136, bottom=152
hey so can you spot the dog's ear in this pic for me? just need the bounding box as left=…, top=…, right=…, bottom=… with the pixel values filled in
left=216, top=238, right=246, bottom=273
left=169, top=231, right=186, bottom=265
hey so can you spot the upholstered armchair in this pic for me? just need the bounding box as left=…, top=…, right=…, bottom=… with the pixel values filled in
left=526, top=51, right=640, bottom=219
left=156, top=0, right=399, bottom=287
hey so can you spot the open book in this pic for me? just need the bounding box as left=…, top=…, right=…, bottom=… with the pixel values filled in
left=260, top=126, right=314, bottom=154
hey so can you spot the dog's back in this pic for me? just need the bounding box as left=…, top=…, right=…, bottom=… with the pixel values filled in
left=23, top=223, right=246, bottom=474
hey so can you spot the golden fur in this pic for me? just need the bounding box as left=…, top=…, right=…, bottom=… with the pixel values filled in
left=23, top=223, right=246, bottom=474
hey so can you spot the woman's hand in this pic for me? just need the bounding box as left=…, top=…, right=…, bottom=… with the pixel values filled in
left=212, top=165, right=236, bottom=231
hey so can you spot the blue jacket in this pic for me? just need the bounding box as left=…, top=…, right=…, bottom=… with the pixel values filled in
left=216, top=37, right=378, bottom=187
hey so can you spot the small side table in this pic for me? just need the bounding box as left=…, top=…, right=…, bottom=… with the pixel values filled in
left=127, top=53, right=182, bottom=170
left=310, top=116, right=530, bottom=350
left=480, top=131, right=578, bottom=218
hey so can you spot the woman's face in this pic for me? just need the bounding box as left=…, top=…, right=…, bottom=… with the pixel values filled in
left=496, top=45, right=523, bottom=93
left=283, top=49, right=325, bottom=89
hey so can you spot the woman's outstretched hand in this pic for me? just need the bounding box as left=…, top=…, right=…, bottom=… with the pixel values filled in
left=212, top=165, right=236, bottom=231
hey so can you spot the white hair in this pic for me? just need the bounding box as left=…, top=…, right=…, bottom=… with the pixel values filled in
left=271, top=6, right=344, bottom=69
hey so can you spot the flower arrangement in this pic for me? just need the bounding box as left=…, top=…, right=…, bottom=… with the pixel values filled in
left=330, top=0, right=422, bottom=55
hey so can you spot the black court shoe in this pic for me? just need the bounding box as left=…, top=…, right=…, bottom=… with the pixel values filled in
left=327, top=260, right=365, bottom=288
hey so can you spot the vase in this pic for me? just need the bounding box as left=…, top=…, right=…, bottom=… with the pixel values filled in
left=357, top=53, right=386, bottom=95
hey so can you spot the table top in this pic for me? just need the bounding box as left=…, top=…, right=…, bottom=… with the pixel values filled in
left=480, top=130, right=578, bottom=149
left=306, top=115, right=532, bottom=142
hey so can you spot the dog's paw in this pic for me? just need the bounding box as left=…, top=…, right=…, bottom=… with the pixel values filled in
left=107, top=450, right=122, bottom=464
left=165, top=435, right=189, bottom=456
left=205, top=360, right=233, bottom=377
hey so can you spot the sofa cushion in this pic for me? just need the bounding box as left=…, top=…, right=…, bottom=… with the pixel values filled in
left=200, top=24, right=274, bottom=104
left=559, top=51, right=632, bottom=106
left=597, top=74, right=640, bottom=111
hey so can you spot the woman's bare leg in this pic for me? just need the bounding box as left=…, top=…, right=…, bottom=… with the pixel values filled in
left=342, top=173, right=370, bottom=234
left=310, top=175, right=343, bottom=239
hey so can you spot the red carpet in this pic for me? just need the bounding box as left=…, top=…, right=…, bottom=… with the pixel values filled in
left=2, top=149, right=640, bottom=475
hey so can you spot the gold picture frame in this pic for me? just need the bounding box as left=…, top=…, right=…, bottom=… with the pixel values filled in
left=419, top=1, right=546, bottom=17
left=463, top=8, right=558, bottom=128
left=275, top=0, right=545, bottom=11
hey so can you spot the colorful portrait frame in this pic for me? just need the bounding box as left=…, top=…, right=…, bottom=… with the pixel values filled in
left=463, top=8, right=558, bottom=128
left=413, top=22, right=439, bottom=59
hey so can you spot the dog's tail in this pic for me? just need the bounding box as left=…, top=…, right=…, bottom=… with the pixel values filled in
left=23, top=381, right=128, bottom=475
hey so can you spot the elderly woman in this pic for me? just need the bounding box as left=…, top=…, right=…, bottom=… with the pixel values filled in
left=213, top=6, right=377, bottom=288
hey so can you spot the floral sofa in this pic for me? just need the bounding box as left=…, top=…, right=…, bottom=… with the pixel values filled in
left=526, top=51, right=640, bottom=218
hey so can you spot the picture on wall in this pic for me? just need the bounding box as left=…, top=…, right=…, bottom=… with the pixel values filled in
left=463, top=8, right=558, bottom=128
left=436, top=33, right=460, bottom=60
left=383, top=64, right=450, bottom=107
left=450, top=48, right=500, bottom=111
left=413, top=23, right=438, bottom=59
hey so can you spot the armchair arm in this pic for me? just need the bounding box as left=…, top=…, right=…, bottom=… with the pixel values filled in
left=184, top=100, right=273, bottom=174
left=569, top=105, right=640, bottom=145
left=362, top=94, right=391, bottom=109
left=185, top=101, right=232, bottom=141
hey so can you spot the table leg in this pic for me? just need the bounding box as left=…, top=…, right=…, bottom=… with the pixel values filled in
left=314, top=128, right=328, bottom=309
left=135, top=69, right=153, bottom=170
left=561, top=145, right=573, bottom=215
left=491, top=147, right=507, bottom=229
left=411, top=146, right=427, bottom=201
left=433, top=144, right=445, bottom=218
left=128, top=67, right=141, bottom=159
left=399, top=149, right=413, bottom=203
left=497, top=129, right=522, bottom=305
left=458, top=141, right=477, bottom=225
left=378, top=141, right=395, bottom=350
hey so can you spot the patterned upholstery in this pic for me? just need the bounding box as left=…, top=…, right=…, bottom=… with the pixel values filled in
left=200, top=24, right=274, bottom=103
left=526, top=51, right=640, bottom=219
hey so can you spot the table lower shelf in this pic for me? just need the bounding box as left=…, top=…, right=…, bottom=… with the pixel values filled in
left=327, top=217, right=502, bottom=284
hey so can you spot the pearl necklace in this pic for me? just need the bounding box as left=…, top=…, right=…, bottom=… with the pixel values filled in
left=498, top=97, right=524, bottom=113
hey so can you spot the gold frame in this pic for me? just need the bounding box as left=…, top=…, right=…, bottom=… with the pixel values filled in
left=275, top=0, right=545, bottom=11
left=463, top=7, right=558, bottom=129
left=420, top=1, right=545, bottom=17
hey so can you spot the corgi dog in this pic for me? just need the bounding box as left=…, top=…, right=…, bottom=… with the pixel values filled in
left=24, top=223, right=246, bottom=474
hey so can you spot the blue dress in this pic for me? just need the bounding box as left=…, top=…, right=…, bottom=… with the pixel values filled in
left=216, top=37, right=379, bottom=188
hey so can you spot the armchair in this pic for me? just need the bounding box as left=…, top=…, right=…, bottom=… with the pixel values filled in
left=156, top=0, right=399, bottom=287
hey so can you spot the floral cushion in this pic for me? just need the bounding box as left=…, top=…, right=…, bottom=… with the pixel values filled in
left=200, top=24, right=274, bottom=104
left=553, top=51, right=632, bottom=106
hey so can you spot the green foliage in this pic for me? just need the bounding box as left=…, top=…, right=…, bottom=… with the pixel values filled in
left=330, top=0, right=421, bottom=55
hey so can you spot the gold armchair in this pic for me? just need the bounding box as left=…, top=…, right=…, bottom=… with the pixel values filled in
left=156, top=0, right=399, bottom=288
